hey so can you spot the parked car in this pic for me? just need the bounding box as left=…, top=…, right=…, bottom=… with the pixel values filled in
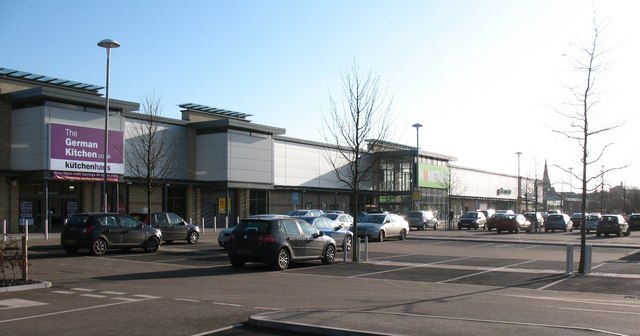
left=287, top=209, right=325, bottom=217
left=457, top=211, right=486, bottom=230
left=584, top=213, right=602, bottom=233
left=495, top=210, right=515, bottom=215
left=219, top=214, right=289, bottom=250
left=321, top=212, right=354, bottom=230
left=523, top=211, right=545, bottom=229
left=61, top=213, right=162, bottom=256
left=544, top=213, right=572, bottom=232
left=130, top=212, right=200, bottom=244
left=596, top=214, right=630, bottom=237
left=299, top=216, right=353, bottom=250
left=406, top=210, right=439, bottom=230
left=356, top=213, right=409, bottom=242
left=495, top=214, right=532, bottom=234
left=485, top=213, right=508, bottom=231
left=479, top=209, right=496, bottom=220
left=227, top=217, right=337, bottom=270
left=569, top=212, right=584, bottom=230
left=627, top=213, right=640, bottom=231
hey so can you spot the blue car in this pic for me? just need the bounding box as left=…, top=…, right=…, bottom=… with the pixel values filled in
left=544, top=213, right=572, bottom=232
left=299, top=216, right=353, bottom=250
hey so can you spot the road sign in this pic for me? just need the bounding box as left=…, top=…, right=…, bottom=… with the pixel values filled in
left=292, top=192, right=299, bottom=205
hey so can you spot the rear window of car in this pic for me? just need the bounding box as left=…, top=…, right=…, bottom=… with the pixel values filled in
left=67, top=214, right=91, bottom=227
left=236, top=220, right=271, bottom=233
left=547, top=214, right=563, bottom=220
left=586, top=215, right=600, bottom=220
left=407, top=212, right=422, bottom=218
left=629, top=215, right=640, bottom=221
left=600, top=216, right=619, bottom=223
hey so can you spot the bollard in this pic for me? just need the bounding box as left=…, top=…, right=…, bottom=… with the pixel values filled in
left=363, top=236, right=369, bottom=262
left=45, top=219, right=49, bottom=240
left=22, top=236, right=29, bottom=281
left=343, top=237, right=348, bottom=262
left=2, top=219, right=6, bottom=242
left=214, top=217, right=217, bottom=232
left=225, top=216, right=229, bottom=229
left=566, top=245, right=574, bottom=274
left=201, top=217, right=205, bottom=233
left=584, top=244, right=592, bottom=274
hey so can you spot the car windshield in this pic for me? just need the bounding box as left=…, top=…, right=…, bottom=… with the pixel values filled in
left=408, top=212, right=422, bottom=218
left=586, top=215, right=600, bottom=220
left=361, top=214, right=387, bottom=224
left=462, top=212, right=477, bottom=218
left=322, top=214, right=339, bottom=220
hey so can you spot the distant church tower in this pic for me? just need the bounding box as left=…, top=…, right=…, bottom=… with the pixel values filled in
left=543, top=159, right=551, bottom=195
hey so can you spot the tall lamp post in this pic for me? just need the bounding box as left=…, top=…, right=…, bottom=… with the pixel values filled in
left=515, top=151, right=522, bottom=213
left=98, top=39, right=120, bottom=213
left=412, top=123, right=423, bottom=211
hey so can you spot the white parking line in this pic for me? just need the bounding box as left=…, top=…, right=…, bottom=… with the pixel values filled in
left=81, top=294, right=107, bottom=298
left=101, top=291, right=126, bottom=295
left=212, top=301, right=242, bottom=307
left=0, top=297, right=158, bottom=324
left=439, top=260, right=537, bottom=283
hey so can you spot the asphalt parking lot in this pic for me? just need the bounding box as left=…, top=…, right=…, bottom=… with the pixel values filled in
left=6, top=228, right=640, bottom=336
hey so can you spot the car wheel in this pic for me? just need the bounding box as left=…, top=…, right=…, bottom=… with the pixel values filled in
left=624, top=227, right=631, bottom=237
left=144, top=237, right=160, bottom=253
left=343, top=235, right=353, bottom=251
left=63, top=246, right=78, bottom=254
left=526, top=228, right=532, bottom=233
left=230, top=257, right=245, bottom=269
left=421, top=224, right=426, bottom=231
left=378, top=231, right=385, bottom=242
left=616, top=228, right=622, bottom=237
left=433, top=224, right=437, bottom=231
left=399, top=229, right=407, bottom=240
left=90, top=238, right=107, bottom=256
left=497, top=229, right=501, bottom=234
left=322, top=244, right=336, bottom=265
left=458, top=226, right=462, bottom=230
left=545, top=228, right=549, bottom=233
left=514, top=227, right=520, bottom=234
left=187, top=231, right=199, bottom=244
left=274, top=248, right=290, bottom=270
left=596, top=232, right=601, bottom=237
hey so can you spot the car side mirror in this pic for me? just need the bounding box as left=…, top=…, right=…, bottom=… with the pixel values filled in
left=334, top=226, right=341, bottom=231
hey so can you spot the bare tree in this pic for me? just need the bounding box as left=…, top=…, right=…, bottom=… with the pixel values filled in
left=126, top=93, right=176, bottom=215
left=322, top=61, right=393, bottom=261
left=553, top=17, right=626, bottom=273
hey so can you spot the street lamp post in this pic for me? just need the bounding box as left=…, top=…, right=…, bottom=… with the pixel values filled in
left=98, top=39, right=120, bottom=213
left=412, top=123, right=423, bottom=211
left=515, top=152, right=522, bottom=213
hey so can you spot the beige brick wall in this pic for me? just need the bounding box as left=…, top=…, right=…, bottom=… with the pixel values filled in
left=128, top=185, right=162, bottom=213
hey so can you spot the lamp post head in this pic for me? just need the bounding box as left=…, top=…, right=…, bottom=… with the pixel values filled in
left=515, top=151, right=522, bottom=156
left=412, top=123, right=423, bottom=129
left=97, top=39, right=121, bottom=49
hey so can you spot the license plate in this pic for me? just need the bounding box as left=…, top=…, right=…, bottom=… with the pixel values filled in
left=237, top=249, right=252, bottom=255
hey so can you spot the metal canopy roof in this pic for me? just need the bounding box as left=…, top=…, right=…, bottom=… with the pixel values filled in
left=0, top=67, right=103, bottom=92
left=179, top=103, right=252, bottom=120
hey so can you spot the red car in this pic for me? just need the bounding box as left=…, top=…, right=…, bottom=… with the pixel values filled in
left=495, top=214, right=532, bottom=234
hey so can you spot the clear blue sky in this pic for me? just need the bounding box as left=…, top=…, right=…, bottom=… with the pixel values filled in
left=2, top=0, right=638, bottom=189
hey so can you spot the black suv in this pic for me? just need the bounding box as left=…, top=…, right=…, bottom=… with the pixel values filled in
left=228, top=217, right=337, bottom=270
left=130, top=212, right=200, bottom=244
left=61, top=213, right=162, bottom=255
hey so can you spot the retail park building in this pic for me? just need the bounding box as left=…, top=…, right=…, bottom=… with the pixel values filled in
left=0, top=67, right=537, bottom=234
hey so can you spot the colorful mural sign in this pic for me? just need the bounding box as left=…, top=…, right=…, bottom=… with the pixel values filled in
left=418, top=163, right=449, bottom=189
left=49, top=123, right=124, bottom=177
